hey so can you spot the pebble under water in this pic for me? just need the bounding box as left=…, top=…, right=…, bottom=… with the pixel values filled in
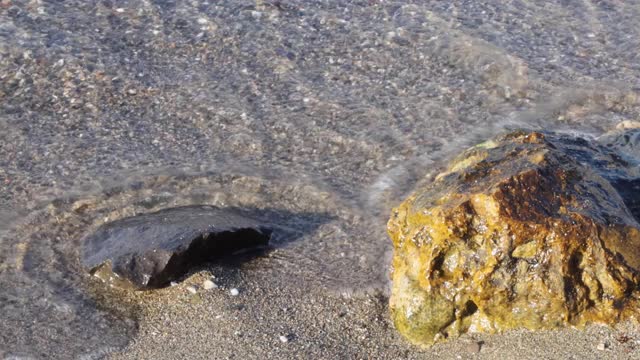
left=2, top=1, right=640, bottom=358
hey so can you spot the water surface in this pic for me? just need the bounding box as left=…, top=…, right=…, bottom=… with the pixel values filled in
left=1, top=0, right=640, bottom=358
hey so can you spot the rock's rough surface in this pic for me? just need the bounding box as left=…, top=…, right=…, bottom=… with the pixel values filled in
left=388, top=130, right=640, bottom=347
left=83, top=206, right=272, bottom=290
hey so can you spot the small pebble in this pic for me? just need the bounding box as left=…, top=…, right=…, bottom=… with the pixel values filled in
left=597, top=342, right=607, bottom=351
left=279, top=335, right=289, bottom=343
left=616, top=120, right=640, bottom=130
left=203, top=280, right=218, bottom=290
left=466, top=341, right=481, bottom=354
left=230, top=288, right=240, bottom=296
left=186, top=286, right=197, bottom=294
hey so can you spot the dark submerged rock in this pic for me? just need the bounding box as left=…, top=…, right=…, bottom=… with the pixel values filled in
left=83, top=205, right=272, bottom=290
left=388, top=130, right=640, bottom=347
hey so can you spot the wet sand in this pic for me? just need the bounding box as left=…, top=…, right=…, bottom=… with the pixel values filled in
left=2, top=1, right=640, bottom=359
left=105, top=271, right=640, bottom=360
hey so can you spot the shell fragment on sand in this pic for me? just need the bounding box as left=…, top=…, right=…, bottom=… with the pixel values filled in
left=203, top=279, right=218, bottom=290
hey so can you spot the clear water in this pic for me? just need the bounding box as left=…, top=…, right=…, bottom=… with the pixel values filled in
left=1, top=0, right=640, bottom=358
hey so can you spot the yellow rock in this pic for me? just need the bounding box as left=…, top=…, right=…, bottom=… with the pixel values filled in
left=388, top=130, right=640, bottom=347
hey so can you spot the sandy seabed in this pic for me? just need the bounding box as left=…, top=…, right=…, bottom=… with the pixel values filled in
left=2, top=0, right=640, bottom=358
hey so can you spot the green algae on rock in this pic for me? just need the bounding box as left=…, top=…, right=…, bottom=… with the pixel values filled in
left=388, top=130, right=640, bottom=347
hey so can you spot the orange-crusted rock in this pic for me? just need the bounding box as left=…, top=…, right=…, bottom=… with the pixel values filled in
left=388, top=130, right=640, bottom=347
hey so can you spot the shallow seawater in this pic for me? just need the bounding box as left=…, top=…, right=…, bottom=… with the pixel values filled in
left=1, top=0, right=640, bottom=358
